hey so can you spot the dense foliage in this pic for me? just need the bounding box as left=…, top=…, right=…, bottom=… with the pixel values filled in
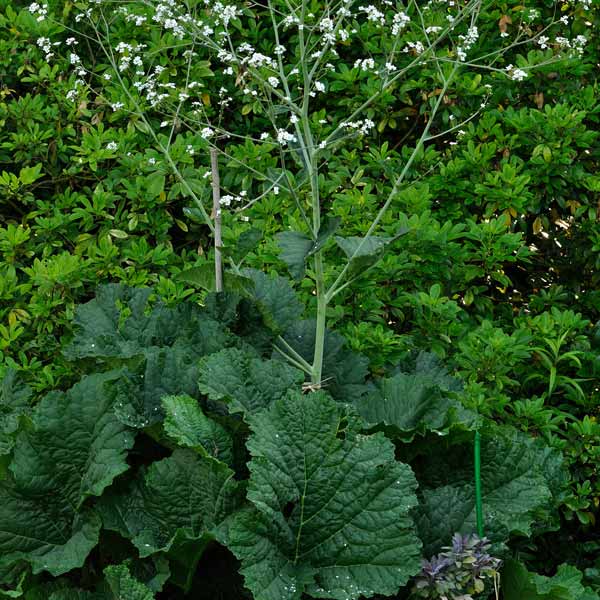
left=0, top=0, right=599, bottom=597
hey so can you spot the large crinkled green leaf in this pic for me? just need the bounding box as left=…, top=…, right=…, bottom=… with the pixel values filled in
left=415, top=427, right=566, bottom=555
left=103, top=563, right=155, bottom=600
left=355, top=374, right=465, bottom=439
left=32, top=562, right=160, bottom=600
left=277, top=320, right=369, bottom=402
left=355, top=352, right=474, bottom=440
left=502, top=560, right=599, bottom=600
left=0, top=371, right=31, bottom=457
left=241, top=269, right=303, bottom=333
left=63, top=285, right=157, bottom=359
left=226, top=391, right=421, bottom=600
left=63, top=284, right=231, bottom=361
left=393, top=351, right=463, bottom=392
left=99, top=450, right=244, bottom=559
left=198, top=348, right=303, bottom=416
left=162, top=395, right=233, bottom=465
left=0, top=373, right=134, bottom=578
left=108, top=346, right=203, bottom=429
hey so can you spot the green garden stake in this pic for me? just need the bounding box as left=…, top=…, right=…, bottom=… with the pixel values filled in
left=474, top=430, right=484, bottom=538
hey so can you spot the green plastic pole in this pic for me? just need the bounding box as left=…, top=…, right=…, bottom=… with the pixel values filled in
left=474, top=430, right=484, bottom=537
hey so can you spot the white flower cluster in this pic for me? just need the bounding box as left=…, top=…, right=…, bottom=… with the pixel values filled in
left=536, top=35, right=549, bottom=50
left=120, top=61, right=182, bottom=108
left=114, top=42, right=148, bottom=73
left=392, top=12, right=410, bottom=35
left=457, top=26, right=478, bottom=62
left=403, top=40, right=425, bottom=55
left=340, top=119, right=375, bottom=135
left=152, top=0, right=187, bottom=38
left=354, top=58, right=376, bottom=71
left=277, top=130, right=297, bottom=145
left=505, top=64, right=528, bottom=81
left=36, top=37, right=56, bottom=60
left=220, top=190, right=247, bottom=207
left=359, top=5, right=385, bottom=26
left=28, top=2, right=48, bottom=21
left=553, top=34, right=589, bottom=57
left=212, top=1, right=241, bottom=27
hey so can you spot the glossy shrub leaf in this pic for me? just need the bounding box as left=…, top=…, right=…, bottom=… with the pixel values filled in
left=197, top=348, right=303, bottom=416
left=99, top=450, right=244, bottom=558
left=226, top=391, right=421, bottom=600
left=162, top=394, right=233, bottom=465
left=0, top=373, right=134, bottom=578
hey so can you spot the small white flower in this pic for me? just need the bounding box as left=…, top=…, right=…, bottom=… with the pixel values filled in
left=276, top=129, right=297, bottom=145
left=200, top=127, right=215, bottom=139
left=314, top=81, right=325, bottom=92
left=536, top=35, right=549, bottom=49
left=106, top=141, right=118, bottom=151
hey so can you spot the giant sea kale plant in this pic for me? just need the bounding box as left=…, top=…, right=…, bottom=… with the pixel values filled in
left=0, top=280, right=581, bottom=599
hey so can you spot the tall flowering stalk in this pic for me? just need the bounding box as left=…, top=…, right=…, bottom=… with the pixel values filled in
left=32, top=0, right=593, bottom=385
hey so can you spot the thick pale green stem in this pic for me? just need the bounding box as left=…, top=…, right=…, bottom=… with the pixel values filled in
left=312, top=252, right=327, bottom=385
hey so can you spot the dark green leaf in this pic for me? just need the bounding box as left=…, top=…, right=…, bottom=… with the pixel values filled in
left=99, top=450, right=244, bottom=558
left=0, top=373, right=134, bottom=578
left=415, top=427, right=567, bottom=555
left=502, top=560, right=599, bottom=600
left=64, top=284, right=231, bottom=361
left=241, top=269, right=303, bottom=333
left=275, top=231, right=313, bottom=280
left=226, top=391, right=421, bottom=600
left=198, top=348, right=303, bottom=416
left=162, top=394, right=233, bottom=465
left=355, top=352, right=474, bottom=441
left=103, top=563, right=155, bottom=600
left=276, top=218, right=341, bottom=280
left=0, top=371, right=31, bottom=457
